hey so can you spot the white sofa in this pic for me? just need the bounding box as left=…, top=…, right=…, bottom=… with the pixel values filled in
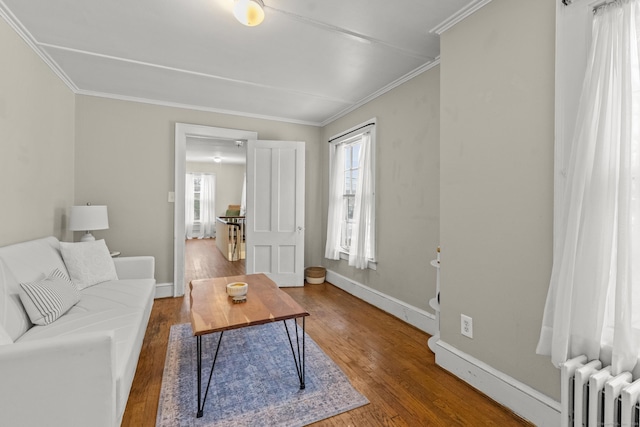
left=0, top=236, right=155, bottom=427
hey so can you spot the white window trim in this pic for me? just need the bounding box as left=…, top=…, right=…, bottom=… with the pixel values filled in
left=328, top=118, right=377, bottom=270
left=338, top=251, right=377, bottom=270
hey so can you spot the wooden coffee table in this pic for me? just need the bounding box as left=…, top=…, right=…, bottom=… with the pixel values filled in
left=189, top=273, right=310, bottom=418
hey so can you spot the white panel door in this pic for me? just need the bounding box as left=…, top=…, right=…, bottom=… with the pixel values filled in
left=246, top=140, right=305, bottom=287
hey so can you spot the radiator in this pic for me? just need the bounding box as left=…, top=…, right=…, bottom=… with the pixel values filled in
left=562, top=355, right=640, bottom=426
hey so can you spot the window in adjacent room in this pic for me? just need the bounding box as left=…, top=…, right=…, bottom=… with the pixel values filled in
left=325, top=119, right=376, bottom=270
left=192, top=175, right=202, bottom=221
left=185, top=173, right=215, bottom=239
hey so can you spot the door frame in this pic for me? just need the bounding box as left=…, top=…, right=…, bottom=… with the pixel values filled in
left=174, top=123, right=258, bottom=296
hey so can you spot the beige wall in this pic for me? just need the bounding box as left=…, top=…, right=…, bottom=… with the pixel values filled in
left=74, top=95, right=322, bottom=283
left=321, top=67, right=441, bottom=312
left=440, top=0, right=559, bottom=398
left=186, top=162, right=245, bottom=218
left=0, top=18, right=75, bottom=245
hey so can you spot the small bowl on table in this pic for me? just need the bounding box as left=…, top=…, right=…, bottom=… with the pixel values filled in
left=227, top=282, right=248, bottom=302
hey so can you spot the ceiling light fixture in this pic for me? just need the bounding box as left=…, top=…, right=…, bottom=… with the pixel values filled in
left=213, top=156, right=222, bottom=163
left=233, top=0, right=265, bottom=27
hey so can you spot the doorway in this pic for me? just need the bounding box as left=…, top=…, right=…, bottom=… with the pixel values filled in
left=174, top=123, right=257, bottom=297
left=184, top=238, right=245, bottom=285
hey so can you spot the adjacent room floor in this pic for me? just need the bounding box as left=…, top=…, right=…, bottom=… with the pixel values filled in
left=121, top=238, right=531, bottom=426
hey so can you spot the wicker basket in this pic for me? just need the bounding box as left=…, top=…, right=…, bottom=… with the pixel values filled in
left=305, top=266, right=326, bottom=284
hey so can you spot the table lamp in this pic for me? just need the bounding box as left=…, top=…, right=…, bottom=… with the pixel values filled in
left=69, top=204, right=109, bottom=242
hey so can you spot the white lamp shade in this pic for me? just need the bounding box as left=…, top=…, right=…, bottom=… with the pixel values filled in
left=69, top=205, right=109, bottom=232
left=233, top=0, right=265, bottom=26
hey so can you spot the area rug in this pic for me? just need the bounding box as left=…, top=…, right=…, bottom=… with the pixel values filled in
left=156, top=322, right=368, bottom=426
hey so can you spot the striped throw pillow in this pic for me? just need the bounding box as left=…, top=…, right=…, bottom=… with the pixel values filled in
left=19, top=269, right=80, bottom=325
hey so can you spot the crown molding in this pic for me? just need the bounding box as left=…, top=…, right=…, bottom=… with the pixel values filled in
left=76, top=89, right=324, bottom=127
left=0, top=1, right=77, bottom=92
left=320, top=58, right=440, bottom=127
left=429, top=0, right=494, bottom=35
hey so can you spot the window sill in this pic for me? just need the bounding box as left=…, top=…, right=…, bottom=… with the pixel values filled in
left=338, top=251, right=377, bottom=270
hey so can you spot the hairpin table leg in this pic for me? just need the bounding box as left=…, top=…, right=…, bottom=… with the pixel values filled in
left=283, top=316, right=306, bottom=390
left=196, top=331, right=224, bottom=418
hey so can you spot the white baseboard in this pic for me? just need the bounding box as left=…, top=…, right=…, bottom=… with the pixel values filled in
left=154, top=282, right=174, bottom=299
left=435, top=340, right=561, bottom=426
left=325, top=269, right=436, bottom=335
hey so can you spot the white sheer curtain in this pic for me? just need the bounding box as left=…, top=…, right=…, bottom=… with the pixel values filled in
left=325, top=142, right=345, bottom=260
left=185, top=173, right=216, bottom=239
left=185, top=173, right=197, bottom=239
left=349, top=132, right=375, bottom=269
left=200, top=174, right=216, bottom=239
left=325, top=131, right=375, bottom=268
left=537, top=0, right=640, bottom=375
left=240, top=173, right=247, bottom=216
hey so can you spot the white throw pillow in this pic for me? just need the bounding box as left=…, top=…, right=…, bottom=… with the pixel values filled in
left=19, top=269, right=80, bottom=325
left=0, top=323, right=12, bottom=345
left=60, top=240, right=118, bottom=290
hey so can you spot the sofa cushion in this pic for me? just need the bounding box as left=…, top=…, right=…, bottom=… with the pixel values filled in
left=0, top=259, right=33, bottom=341
left=60, top=240, right=118, bottom=290
left=19, top=269, right=80, bottom=325
left=0, top=323, right=12, bottom=345
left=71, top=279, right=155, bottom=314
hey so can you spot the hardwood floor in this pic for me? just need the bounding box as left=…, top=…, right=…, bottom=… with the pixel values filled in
left=122, top=238, right=532, bottom=426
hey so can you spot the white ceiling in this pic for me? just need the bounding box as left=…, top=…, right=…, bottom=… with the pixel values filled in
left=186, top=137, right=247, bottom=165
left=0, top=0, right=489, bottom=127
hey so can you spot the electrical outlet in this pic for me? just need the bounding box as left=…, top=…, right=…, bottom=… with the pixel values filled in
left=461, top=314, right=473, bottom=339
left=168, top=191, right=175, bottom=203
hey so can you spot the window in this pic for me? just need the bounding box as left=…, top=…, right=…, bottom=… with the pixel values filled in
left=341, top=140, right=360, bottom=250
left=192, top=175, right=202, bottom=221
left=185, top=173, right=216, bottom=239
left=325, top=120, right=376, bottom=269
